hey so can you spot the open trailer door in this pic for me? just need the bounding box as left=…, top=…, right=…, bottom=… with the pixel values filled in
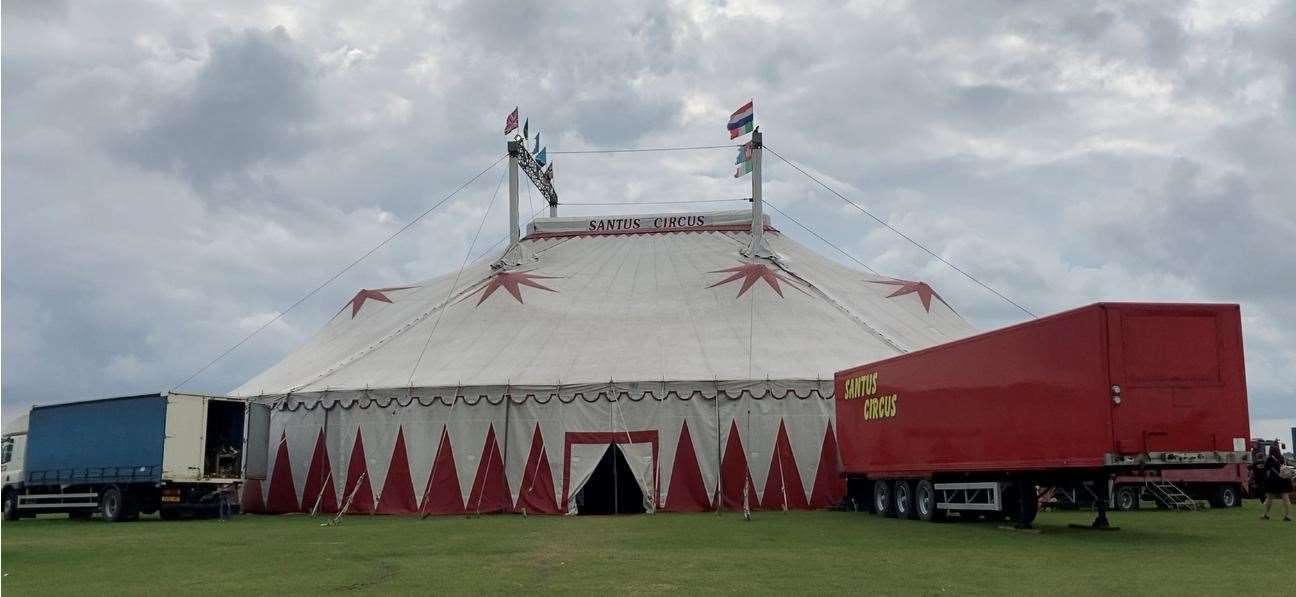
left=161, top=393, right=205, bottom=481
left=243, top=401, right=271, bottom=480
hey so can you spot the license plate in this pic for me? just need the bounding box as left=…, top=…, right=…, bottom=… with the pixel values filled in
left=161, top=496, right=181, bottom=503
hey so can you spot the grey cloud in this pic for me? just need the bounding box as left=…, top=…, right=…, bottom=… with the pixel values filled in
left=123, top=26, right=318, bottom=190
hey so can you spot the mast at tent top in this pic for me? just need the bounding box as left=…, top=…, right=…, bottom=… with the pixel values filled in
left=744, top=128, right=773, bottom=259
left=495, top=136, right=556, bottom=269
left=508, top=140, right=521, bottom=247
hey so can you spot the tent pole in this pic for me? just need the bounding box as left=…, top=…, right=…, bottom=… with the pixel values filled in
left=745, top=128, right=772, bottom=259
left=508, top=141, right=521, bottom=247
left=502, top=396, right=511, bottom=513
left=715, top=394, right=723, bottom=514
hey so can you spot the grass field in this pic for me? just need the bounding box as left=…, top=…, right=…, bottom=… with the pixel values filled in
left=2, top=503, right=1290, bottom=595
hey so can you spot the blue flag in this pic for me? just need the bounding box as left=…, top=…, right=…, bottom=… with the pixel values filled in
left=535, top=147, right=548, bottom=167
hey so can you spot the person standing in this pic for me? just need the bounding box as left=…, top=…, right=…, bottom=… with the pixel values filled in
left=1260, top=444, right=1292, bottom=521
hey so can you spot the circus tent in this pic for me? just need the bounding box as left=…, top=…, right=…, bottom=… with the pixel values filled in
left=232, top=208, right=976, bottom=515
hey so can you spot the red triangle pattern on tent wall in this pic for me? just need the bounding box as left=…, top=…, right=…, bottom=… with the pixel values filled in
left=466, top=424, right=512, bottom=513
left=341, top=428, right=375, bottom=514
left=664, top=420, right=711, bottom=512
left=516, top=424, right=558, bottom=514
left=762, top=419, right=808, bottom=510
left=719, top=420, right=758, bottom=511
left=420, top=428, right=465, bottom=515
left=376, top=427, right=419, bottom=514
left=300, top=429, right=339, bottom=514
left=241, top=479, right=266, bottom=514
left=265, top=431, right=299, bottom=513
left=809, top=423, right=845, bottom=508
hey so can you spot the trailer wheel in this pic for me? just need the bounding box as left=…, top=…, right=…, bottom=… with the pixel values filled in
left=1115, top=486, right=1140, bottom=511
left=894, top=480, right=916, bottom=519
left=1014, top=483, right=1039, bottom=527
left=1210, top=485, right=1240, bottom=509
left=3, top=490, right=17, bottom=521
left=915, top=480, right=944, bottom=522
left=100, top=487, right=128, bottom=522
left=873, top=481, right=894, bottom=517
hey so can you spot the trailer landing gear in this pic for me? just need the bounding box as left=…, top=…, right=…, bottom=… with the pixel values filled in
left=1069, top=479, right=1120, bottom=531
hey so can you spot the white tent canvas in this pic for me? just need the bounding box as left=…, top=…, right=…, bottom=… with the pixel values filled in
left=236, top=209, right=975, bottom=515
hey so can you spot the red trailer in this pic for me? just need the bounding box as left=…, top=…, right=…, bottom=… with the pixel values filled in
left=834, top=303, right=1251, bottom=527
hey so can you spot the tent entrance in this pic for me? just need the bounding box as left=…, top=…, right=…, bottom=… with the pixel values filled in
left=575, top=445, right=645, bottom=515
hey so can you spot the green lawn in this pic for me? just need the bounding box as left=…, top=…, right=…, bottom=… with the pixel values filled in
left=2, top=504, right=1290, bottom=595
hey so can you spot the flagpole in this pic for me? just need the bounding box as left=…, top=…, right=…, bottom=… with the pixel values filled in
left=746, top=128, right=772, bottom=259
left=508, top=140, right=521, bottom=247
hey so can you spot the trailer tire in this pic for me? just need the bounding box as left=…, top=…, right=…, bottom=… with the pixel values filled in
left=915, top=480, right=944, bottom=522
left=1115, top=486, right=1140, bottom=511
left=3, top=490, right=17, bottom=521
left=873, top=481, right=894, bottom=517
left=100, top=487, right=129, bottom=522
left=1210, top=485, right=1240, bottom=509
left=894, top=480, right=916, bottom=519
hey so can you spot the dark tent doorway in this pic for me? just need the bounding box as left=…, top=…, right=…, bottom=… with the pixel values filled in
left=576, top=445, right=645, bottom=515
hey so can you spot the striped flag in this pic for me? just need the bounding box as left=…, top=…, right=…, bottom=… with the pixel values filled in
left=735, top=141, right=753, bottom=165
left=734, top=140, right=754, bottom=177
left=544, top=163, right=554, bottom=182
left=504, top=107, right=519, bottom=135
left=728, top=100, right=754, bottom=139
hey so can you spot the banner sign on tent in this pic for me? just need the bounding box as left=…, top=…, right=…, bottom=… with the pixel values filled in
left=527, top=209, right=770, bottom=237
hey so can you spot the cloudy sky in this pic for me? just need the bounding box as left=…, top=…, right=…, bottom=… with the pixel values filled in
left=3, top=1, right=1293, bottom=439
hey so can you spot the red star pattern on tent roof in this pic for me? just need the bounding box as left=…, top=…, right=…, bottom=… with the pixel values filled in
left=473, top=270, right=559, bottom=306
left=343, top=286, right=417, bottom=318
left=870, top=279, right=948, bottom=312
left=707, top=262, right=806, bottom=298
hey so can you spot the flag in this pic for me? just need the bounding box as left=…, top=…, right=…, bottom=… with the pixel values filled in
left=532, top=133, right=541, bottom=155
left=504, top=107, right=519, bottom=135
left=522, top=118, right=529, bottom=140
left=728, top=100, right=754, bottom=139
left=535, top=147, right=547, bottom=167
left=735, top=141, right=753, bottom=165
left=543, top=163, right=554, bottom=182
left=734, top=160, right=753, bottom=178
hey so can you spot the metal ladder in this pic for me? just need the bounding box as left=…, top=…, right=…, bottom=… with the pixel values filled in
left=1145, top=479, right=1198, bottom=511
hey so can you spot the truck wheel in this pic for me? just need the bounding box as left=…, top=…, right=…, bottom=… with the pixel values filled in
left=1115, top=486, right=1140, bottom=511
left=873, top=481, right=894, bottom=517
left=894, top=480, right=916, bottom=519
left=1211, top=485, right=1240, bottom=509
left=915, top=480, right=944, bottom=522
left=100, top=487, right=127, bottom=522
left=3, top=490, right=18, bottom=521
left=1013, top=483, right=1039, bottom=527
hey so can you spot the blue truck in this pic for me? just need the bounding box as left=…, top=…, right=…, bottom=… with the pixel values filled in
left=2, top=393, right=270, bottom=522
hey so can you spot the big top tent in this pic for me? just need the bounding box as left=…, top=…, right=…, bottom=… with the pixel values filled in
left=233, top=208, right=976, bottom=516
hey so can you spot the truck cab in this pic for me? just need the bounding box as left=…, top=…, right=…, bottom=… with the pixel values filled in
left=2, top=414, right=29, bottom=503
